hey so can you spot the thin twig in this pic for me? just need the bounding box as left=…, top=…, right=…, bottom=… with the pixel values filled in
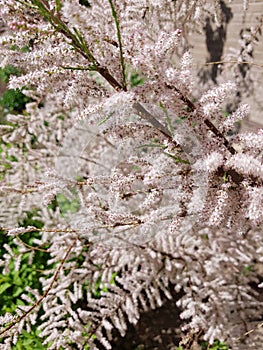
left=204, top=60, right=263, bottom=69
left=108, top=0, right=127, bottom=90
left=16, top=235, right=51, bottom=253
left=204, top=119, right=236, bottom=155
left=233, top=322, right=263, bottom=342
left=0, top=227, right=76, bottom=233
left=172, top=85, right=237, bottom=155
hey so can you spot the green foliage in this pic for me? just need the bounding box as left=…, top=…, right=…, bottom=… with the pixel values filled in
left=129, top=72, right=145, bottom=87
left=0, top=210, right=50, bottom=349
left=18, top=209, right=45, bottom=230
left=0, top=65, right=34, bottom=120
left=56, top=190, right=80, bottom=216
left=0, top=211, right=47, bottom=314
left=0, top=206, right=99, bottom=348
left=0, top=88, right=32, bottom=114
left=0, top=65, right=29, bottom=121
left=163, top=152, right=190, bottom=164
left=0, top=139, right=21, bottom=180
left=0, top=65, right=21, bottom=84
left=159, top=101, right=174, bottom=135
left=243, top=265, right=253, bottom=276
left=92, top=272, right=118, bottom=299
left=202, top=339, right=229, bottom=350
left=97, top=111, right=115, bottom=126
left=176, top=339, right=229, bottom=350
left=12, top=329, right=47, bottom=350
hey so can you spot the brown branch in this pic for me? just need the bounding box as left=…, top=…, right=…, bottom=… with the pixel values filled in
left=233, top=322, right=263, bottom=342
left=204, top=60, right=263, bottom=69
left=204, top=119, right=236, bottom=155
left=173, top=86, right=195, bottom=112
left=172, top=85, right=237, bottom=155
left=32, top=1, right=124, bottom=92
left=0, top=227, right=76, bottom=233
left=31, top=1, right=237, bottom=155
left=97, top=220, right=143, bottom=229
left=16, top=235, right=51, bottom=253
left=97, top=66, right=123, bottom=91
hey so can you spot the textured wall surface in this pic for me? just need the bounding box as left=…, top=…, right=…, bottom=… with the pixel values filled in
left=190, top=0, right=263, bottom=129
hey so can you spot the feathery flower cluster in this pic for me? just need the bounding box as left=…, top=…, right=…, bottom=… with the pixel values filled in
left=0, top=1, right=263, bottom=349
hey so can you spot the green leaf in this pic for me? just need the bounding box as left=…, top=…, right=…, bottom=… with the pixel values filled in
left=6, top=155, right=18, bottom=162
left=163, top=152, right=190, bottom=164
left=55, top=0, right=63, bottom=12
left=0, top=89, right=32, bottom=114
left=202, top=340, right=229, bottom=350
left=137, top=143, right=166, bottom=149
left=110, top=272, right=118, bottom=284
left=159, top=102, right=174, bottom=135
left=97, top=112, right=114, bottom=126
left=56, top=191, right=80, bottom=215
left=0, top=282, right=11, bottom=295
left=130, top=73, right=145, bottom=87
left=13, top=286, right=24, bottom=298
left=0, top=65, right=20, bottom=83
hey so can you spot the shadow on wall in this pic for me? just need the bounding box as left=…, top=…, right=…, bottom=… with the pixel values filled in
left=198, top=0, right=233, bottom=84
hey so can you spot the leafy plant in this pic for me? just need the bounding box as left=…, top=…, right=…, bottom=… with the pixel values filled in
left=0, top=221, right=45, bottom=313
left=0, top=65, right=21, bottom=84
left=202, top=339, right=229, bottom=350
left=0, top=211, right=50, bottom=348
left=0, top=88, right=32, bottom=114
left=11, top=329, right=47, bottom=350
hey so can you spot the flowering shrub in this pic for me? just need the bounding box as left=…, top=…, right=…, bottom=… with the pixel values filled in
left=0, top=1, right=263, bottom=349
